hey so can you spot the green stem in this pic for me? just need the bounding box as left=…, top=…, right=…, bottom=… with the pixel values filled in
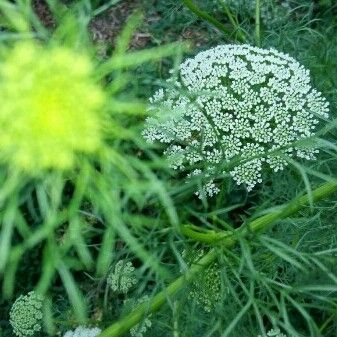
left=173, top=301, right=179, bottom=337
left=319, top=313, right=335, bottom=333
left=255, top=0, right=261, bottom=46
left=247, top=181, right=337, bottom=233
left=183, top=182, right=337, bottom=243
left=99, top=181, right=337, bottom=337
left=220, top=2, right=247, bottom=42
left=181, top=0, right=245, bottom=42
left=180, top=224, right=233, bottom=244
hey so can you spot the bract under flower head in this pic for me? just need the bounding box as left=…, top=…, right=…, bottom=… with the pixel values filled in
left=0, top=41, right=105, bottom=173
left=143, top=44, right=329, bottom=197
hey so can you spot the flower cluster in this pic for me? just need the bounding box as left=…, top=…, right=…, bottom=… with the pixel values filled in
left=143, top=44, right=329, bottom=197
left=130, top=317, right=152, bottom=337
left=182, top=249, right=222, bottom=312
left=107, top=259, right=138, bottom=294
left=124, top=296, right=152, bottom=337
left=258, top=327, right=288, bottom=337
left=0, top=41, right=105, bottom=173
left=9, top=291, right=43, bottom=337
left=63, top=326, right=101, bottom=337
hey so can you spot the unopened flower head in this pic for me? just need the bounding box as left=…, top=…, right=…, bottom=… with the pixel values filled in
left=143, top=44, right=329, bottom=197
left=63, top=326, right=102, bottom=337
left=0, top=41, right=105, bottom=173
left=258, top=327, right=288, bottom=337
left=124, top=296, right=152, bottom=337
left=107, top=259, right=137, bottom=294
left=9, top=291, right=43, bottom=337
left=182, top=249, right=222, bottom=312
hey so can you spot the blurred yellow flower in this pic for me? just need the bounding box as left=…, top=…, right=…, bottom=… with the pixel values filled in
left=0, top=42, right=105, bottom=172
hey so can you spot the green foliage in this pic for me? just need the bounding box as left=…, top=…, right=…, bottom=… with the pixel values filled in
left=0, top=0, right=337, bottom=337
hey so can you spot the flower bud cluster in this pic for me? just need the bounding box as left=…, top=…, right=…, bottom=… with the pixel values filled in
left=182, top=249, right=222, bottom=312
left=9, top=291, right=43, bottom=337
left=107, top=259, right=137, bottom=294
left=258, top=327, right=288, bottom=337
left=124, top=296, right=152, bottom=337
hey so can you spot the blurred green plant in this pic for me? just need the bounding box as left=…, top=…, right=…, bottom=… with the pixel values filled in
left=0, top=0, right=186, bottom=327
left=0, top=41, right=104, bottom=171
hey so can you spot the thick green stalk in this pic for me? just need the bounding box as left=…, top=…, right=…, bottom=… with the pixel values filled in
left=247, top=181, right=337, bottom=233
left=180, top=224, right=233, bottom=244
left=99, top=181, right=337, bottom=337
left=183, top=182, right=337, bottom=243
left=181, top=0, right=245, bottom=42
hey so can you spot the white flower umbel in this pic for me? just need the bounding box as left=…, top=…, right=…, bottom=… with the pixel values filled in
left=143, top=44, right=329, bottom=197
left=63, top=326, right=101, bottom=337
